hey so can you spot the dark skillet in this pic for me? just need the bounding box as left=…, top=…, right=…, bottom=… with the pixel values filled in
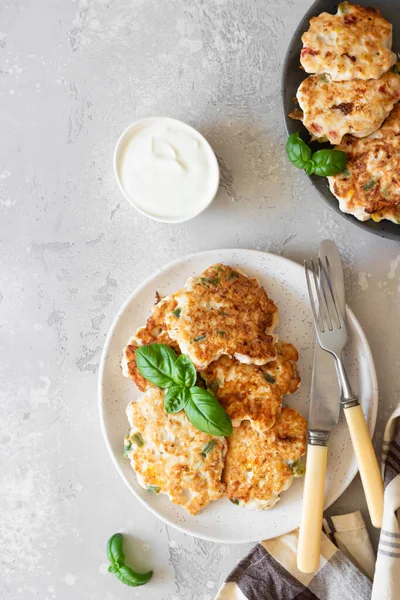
left=281, top=0, right=400, bottom=241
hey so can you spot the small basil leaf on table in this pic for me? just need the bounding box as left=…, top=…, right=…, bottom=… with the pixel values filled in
left=172, top=354, right=197, bottom=388
left=311, top=149, right=347, bottom=177
left=108, top=565, right=119, bottom=574
left=106, top=533, right=125, bottom=567
left=115, top=565, right=153, bottom=587
left=136, top=344, right=178, bottom=388
left=286, top=132, right=312, bottom=170
left=164, top=385, right=190, bottom=413
left=185, top=387, right=233, bottom=437
left=106, top=533, right=153, bottom=588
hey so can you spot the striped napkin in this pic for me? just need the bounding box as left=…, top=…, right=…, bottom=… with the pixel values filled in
left=216, top=406, right=400, bottom=600
left=371, top=405, right=400, bottom=599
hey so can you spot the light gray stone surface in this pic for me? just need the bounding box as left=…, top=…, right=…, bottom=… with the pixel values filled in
left=1, top=0, right=399, bottom=598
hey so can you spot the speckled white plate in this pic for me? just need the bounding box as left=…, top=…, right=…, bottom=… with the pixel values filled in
left=99, top=249, right=378, bottom=543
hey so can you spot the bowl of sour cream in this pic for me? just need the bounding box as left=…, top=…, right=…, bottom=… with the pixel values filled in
left=114, top=117, right=220, bottom=223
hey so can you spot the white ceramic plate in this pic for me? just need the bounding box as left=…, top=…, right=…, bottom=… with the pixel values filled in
left=99, top=249, right=378, bottom=543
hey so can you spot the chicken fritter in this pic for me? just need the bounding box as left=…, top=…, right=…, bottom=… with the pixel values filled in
left=124, top=387, right=227, bottom=515
left=164, top=264, right=279, bottom=370
left=223, top=407, right=307, bottom=510
left=300, top=3, right=396, bottom=82
left=296, top=71, right=400, bottom=144
left=201, top=341, right=300, bottom=433
left=122, top=295, right=180, bottom=392
left=328, top=103, right=400, bottom=223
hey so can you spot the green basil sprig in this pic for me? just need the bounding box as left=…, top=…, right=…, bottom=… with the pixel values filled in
left=286, top=132, right=347, bottom=177
left=136, top=344, right=233, bottom=436
left=106, top=533, right=152, bottom=587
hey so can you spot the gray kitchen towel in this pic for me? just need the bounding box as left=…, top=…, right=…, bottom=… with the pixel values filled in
left=215, top=511, right=373, bottom=599
left=371, top=405, right=400, bottom=600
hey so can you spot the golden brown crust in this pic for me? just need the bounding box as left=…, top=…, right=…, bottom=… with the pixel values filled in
left=297, top=72, right=400, bottom=144
left=125, top=388, right=227, bottom=515
left=201, top=341, right=300, bottom=432
left=328, top=103, right=400, bottom=222
left=164, top=264, right=279, bottom=370
left=122, top=295, right=180, bottom=391
left=301, top=3, right=396, bottom=81
left=223, top=407, right=307, bottom=507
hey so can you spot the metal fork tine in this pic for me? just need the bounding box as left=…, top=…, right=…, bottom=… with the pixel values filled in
left=304, top=260, right=323, bottom=333
left=310, top=258, right=331, bottom=332
left=324, top=256, right=346, bottom=329
left=305, top=253, right=348, bottom=358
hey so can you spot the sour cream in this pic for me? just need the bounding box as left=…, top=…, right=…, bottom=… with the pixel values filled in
left=114, top=117, right=220, bottom=222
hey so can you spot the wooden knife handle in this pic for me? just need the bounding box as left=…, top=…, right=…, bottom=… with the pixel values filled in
left=343, top=403, right=384, bottom=528
left=297, top=443, right=327, bottom=573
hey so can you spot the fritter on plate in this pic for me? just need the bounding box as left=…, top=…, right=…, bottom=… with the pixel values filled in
left=296, top=71, right=400, bottom=144
left=122, top=295, right=180, bottom=392
left=164, top=264, right=279, bottom=370
left=328, top=103, right=400, bottom=223
left=300, top=3, right=396, bottom=82
left=223, top=407, right=307, bottom=510
left=201, top=341, right=300, bottom=433
left=124, top=387, right=227, bottom=515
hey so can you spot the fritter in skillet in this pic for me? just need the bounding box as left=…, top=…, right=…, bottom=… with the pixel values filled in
left=300, top=3, right=396, bottom=81
left=328, top=103, right=400, bottom=223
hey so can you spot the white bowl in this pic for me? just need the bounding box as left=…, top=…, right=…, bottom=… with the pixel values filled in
left=113, top=117, right=220, bottom=223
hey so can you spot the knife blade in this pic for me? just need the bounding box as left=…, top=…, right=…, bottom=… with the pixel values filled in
left=308, top=240, right=345, bottom=434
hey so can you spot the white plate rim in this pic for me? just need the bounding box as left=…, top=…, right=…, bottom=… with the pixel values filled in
left=98, top=248, right=378, bottom=543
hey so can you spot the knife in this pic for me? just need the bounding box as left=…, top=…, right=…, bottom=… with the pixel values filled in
left=297, top=240, right=345, bottom=574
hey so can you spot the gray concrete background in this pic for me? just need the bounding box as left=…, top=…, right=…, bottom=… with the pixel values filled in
left=1, top=1, right=399, bottom=598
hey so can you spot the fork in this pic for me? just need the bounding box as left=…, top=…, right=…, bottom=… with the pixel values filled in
left=305, top=257, right=384, bottom=528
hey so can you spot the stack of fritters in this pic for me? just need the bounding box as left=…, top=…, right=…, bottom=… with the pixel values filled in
left=292, top=2, right=400, bottom=222
left=122, top=264, right=306, bottom=515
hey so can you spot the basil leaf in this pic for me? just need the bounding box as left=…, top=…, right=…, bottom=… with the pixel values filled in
left=136, top=344, right=178, bottom=388
left=286, top=132, right=312, bottom=170
left=108, top=565, right=118, bottom=574
left=173, top=354, right=196, bottom=388
left=106, top=533, right=125, bottom=567
left=311, top=149, right=347, bottom=176
left=185, top=387, right=233, bottom=437
left=115, top=565, right=153, bottom=587
left=304, top=160, right=315, bottom=176
left=164, top=385, right=190, bottom=413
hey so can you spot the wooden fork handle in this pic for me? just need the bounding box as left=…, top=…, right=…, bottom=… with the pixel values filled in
left=343, top=403, right=384, bottom=528
left=297, top=443, right=327, bottom=573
